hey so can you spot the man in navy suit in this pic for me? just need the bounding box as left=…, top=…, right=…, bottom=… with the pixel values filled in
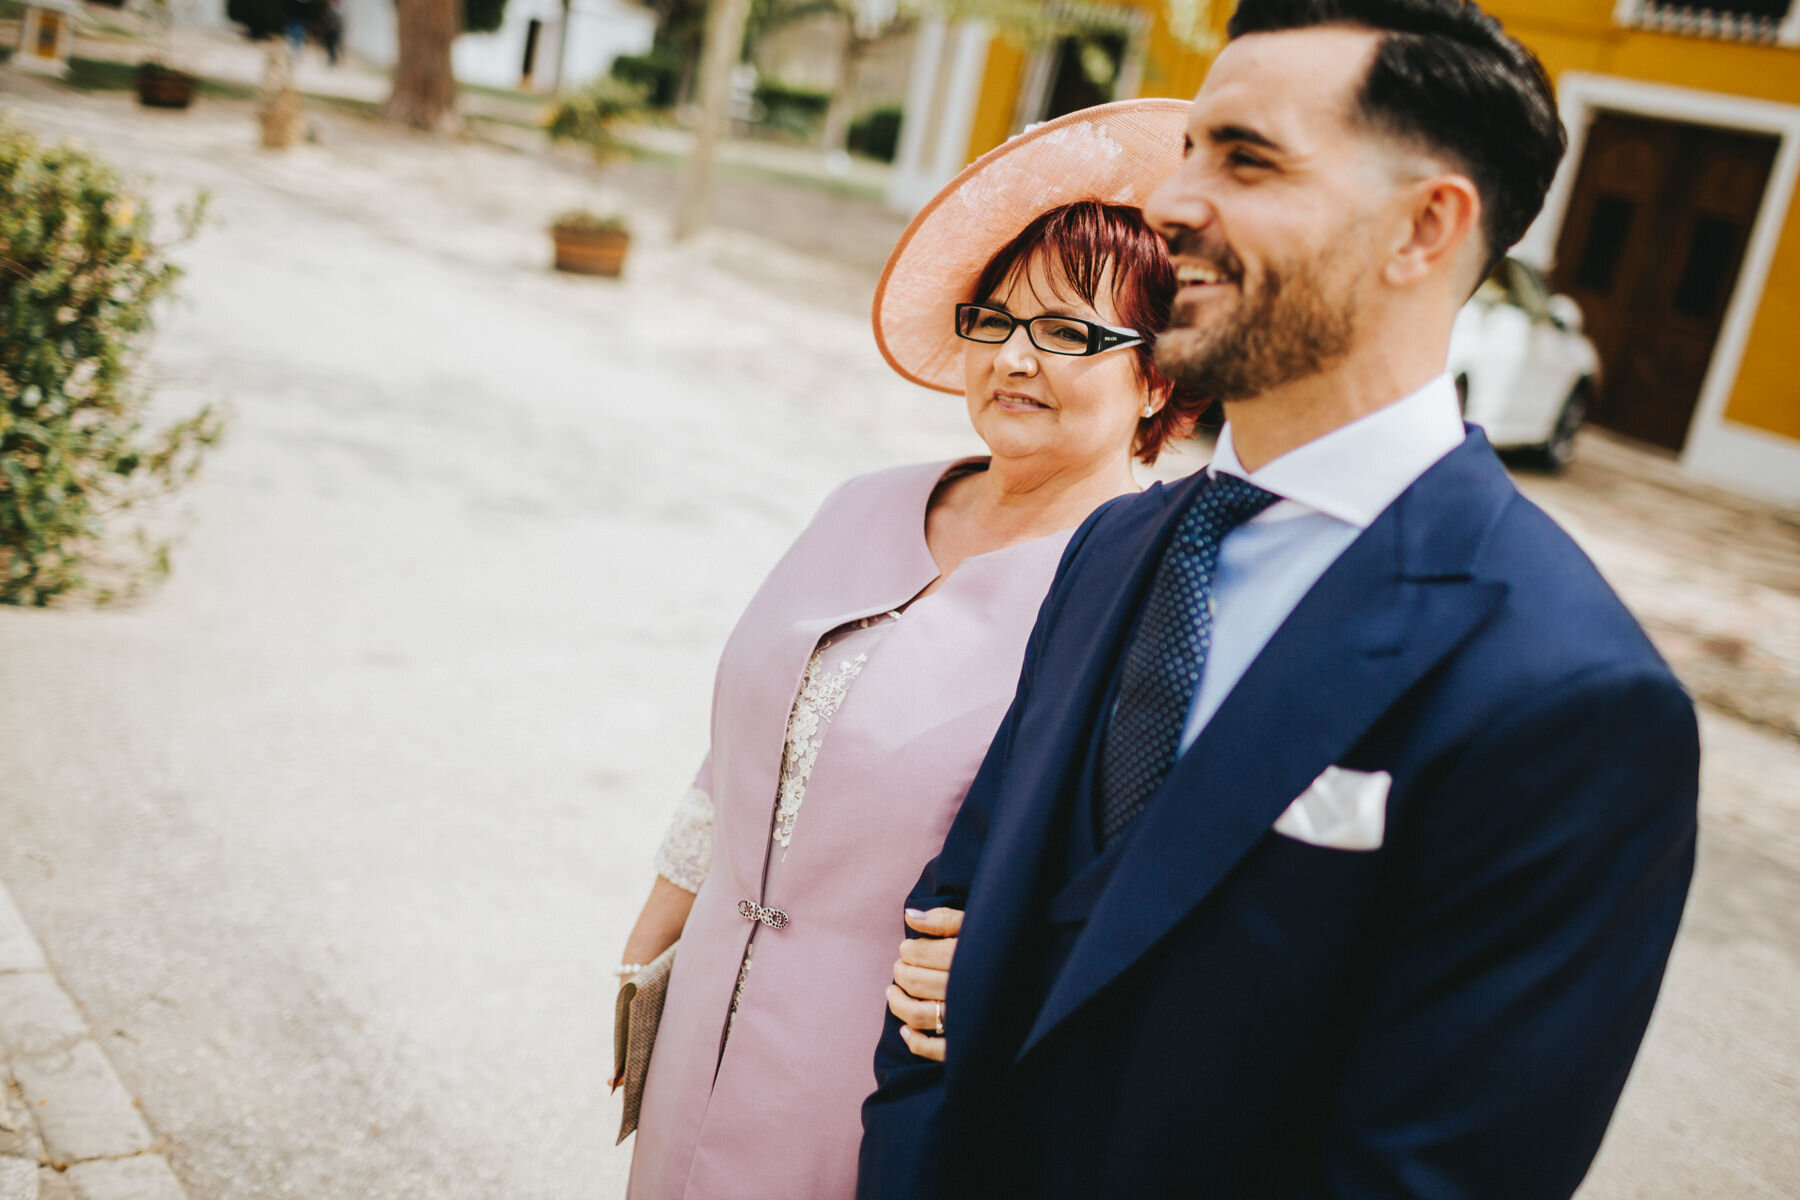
left=858, top=1, right=1699, bottom=1196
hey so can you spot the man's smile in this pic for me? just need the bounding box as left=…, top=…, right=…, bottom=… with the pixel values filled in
left=1174, top=262, right=1228, bottom=286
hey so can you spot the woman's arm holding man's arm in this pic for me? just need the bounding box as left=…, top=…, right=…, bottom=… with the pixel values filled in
left=859, top=500, right=1117, bottom=1198
left=878, top=495, right=1127, bottom=1065
left=856, top=700, right=1012, bottom=1200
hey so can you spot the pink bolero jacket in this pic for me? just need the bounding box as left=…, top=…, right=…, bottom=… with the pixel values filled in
left=627, top=459, right=1074, bottom=1200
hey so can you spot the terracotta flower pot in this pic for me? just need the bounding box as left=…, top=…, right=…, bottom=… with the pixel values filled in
left=137, top=64, right=195, bottom=110
left=551, top=224, right=630, bottom=277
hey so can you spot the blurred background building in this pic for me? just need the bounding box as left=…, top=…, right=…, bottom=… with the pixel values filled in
left=155, top=0, right=1798, bottom=504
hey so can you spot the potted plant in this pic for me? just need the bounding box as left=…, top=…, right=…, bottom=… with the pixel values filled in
left=549, top=209, right=632, bottom=277
left=137, top=60, right=195, bottom=108
left=542, top=77, right=647, bottom=277
left=136, top=0, right=196, bottom=109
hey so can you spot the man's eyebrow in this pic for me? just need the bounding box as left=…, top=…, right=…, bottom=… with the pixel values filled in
left=1208, top=123, right=1285, bottom=153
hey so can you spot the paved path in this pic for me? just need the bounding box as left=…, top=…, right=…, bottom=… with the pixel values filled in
left=0, top=69, right=1796, bottom=1199
left=2, top=890, right=186, bottom=1200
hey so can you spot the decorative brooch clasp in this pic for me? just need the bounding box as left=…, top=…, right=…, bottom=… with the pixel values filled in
left=737, top=899, right=790, bottom=929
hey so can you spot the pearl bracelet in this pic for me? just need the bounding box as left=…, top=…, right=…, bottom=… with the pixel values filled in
left=615, top=963, right=647, bottom=980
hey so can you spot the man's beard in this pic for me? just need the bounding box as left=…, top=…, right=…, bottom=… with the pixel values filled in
left=1154, top=249, right=1358, bottom=402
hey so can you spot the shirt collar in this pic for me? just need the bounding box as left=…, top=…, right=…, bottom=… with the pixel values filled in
left=1208, top=374, right=1466, bottom=529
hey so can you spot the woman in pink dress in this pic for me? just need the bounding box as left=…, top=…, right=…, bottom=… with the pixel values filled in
left=617, top=101, right=1197, bottom=1200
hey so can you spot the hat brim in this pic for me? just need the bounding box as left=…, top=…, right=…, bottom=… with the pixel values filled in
left=872, top=98, right=1192, bottom=395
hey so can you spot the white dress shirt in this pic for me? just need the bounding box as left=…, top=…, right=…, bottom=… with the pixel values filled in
left=1179, top=375, right=1467, bottom=752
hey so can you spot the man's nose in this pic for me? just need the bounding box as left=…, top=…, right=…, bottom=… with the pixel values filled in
left=1144, top=167, right=1216, bottom=244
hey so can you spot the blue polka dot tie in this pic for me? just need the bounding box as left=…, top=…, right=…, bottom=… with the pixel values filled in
left=1097, top=473, right=1278, bottom=847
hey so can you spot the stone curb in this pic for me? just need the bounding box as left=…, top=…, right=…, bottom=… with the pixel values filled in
left=0, top=887, right=187, bottom=1200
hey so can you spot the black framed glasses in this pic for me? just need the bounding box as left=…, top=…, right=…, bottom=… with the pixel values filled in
left=954, top=303, right=1145, bottom=357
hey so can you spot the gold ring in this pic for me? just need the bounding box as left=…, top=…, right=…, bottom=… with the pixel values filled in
left=934, top=1000, right=944, bottom=1037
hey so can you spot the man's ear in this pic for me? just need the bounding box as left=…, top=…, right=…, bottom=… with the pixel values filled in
left=1383, top=172, right=1482, bottom=289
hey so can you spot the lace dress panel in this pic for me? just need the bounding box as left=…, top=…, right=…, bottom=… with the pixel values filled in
left=773, top=642, right=871, bottom=848
left=652, top=786, right=716, bottom=894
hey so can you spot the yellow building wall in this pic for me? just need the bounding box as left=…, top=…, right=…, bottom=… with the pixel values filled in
left=1501, top=2, right=1800, bottom=108
left=1137, top=1, right=1223, bottom=103
left=966, top=38, right=1028, bottom=163
left=1727, top=206, right=1800, bottom=440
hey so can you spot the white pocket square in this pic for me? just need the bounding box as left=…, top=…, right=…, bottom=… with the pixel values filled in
left=1272, top=766, right=1390, bottom=851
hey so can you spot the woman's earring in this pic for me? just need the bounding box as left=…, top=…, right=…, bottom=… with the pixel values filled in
left=1141, top=403, right=1156, bottom=419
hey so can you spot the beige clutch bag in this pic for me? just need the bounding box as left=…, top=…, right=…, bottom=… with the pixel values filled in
left=613, top=940, right=677, bottom=1144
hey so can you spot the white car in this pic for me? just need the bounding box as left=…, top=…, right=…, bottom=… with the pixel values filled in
left=1447, top=256, right=1601, bottom=470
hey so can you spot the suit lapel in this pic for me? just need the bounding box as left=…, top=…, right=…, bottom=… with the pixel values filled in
left=1017, top=434, right=1516, bottom=1059
left=981, top=477, right=1194, bottom=845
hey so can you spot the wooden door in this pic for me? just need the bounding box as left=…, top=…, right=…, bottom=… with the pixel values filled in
left=1551, top=112, right=1777, bottom=451
left=1042, top=30, right=1128, bottom=123
left=521, top=19, right=542, bottom=88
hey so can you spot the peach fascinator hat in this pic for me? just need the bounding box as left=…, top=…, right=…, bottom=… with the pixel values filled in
left=872, top=98, right=1191, bottom=395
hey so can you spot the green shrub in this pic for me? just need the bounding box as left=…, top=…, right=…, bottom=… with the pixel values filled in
left=752, top=80, right=831, bottom=139
left=224, top=0, right=283, bottom=39
left=0, top=118, right=223, bottom=606
left=61, top=57, right=256, bottom=100
left=551, top=209, right=629, bottom=234
left=847, top=104, right=903, bottom=162
left=610, top=48, right=683, bottom=109
left=543, top=76, right=649, bottom=161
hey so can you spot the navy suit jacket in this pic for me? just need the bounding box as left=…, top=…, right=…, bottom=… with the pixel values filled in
left=858, top=432, right=1698, bottom=1199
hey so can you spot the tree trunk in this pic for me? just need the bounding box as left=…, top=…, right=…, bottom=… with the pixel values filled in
left=819, top=28, right=866, bottom=154
left=674, top=0, right=754, bottom=240
left=551, top=0, right=573, bottom=96
left=386, top=0, right=461, bottom=132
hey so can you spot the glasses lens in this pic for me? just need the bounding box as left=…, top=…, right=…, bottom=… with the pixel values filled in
left=1029, top=317, right=1097, bottom=355
left=957, top=305, right=1015, bottom=343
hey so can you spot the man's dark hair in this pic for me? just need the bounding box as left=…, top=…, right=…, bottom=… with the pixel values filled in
left=1227, top=0, right=1566, bottom=277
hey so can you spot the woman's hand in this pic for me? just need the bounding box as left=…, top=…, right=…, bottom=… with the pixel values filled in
left=612, top=876, right=697, bottom=1090
left=885, top=907, right=963, bottom=1063
left=620, top=875, right=697, bottom=971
